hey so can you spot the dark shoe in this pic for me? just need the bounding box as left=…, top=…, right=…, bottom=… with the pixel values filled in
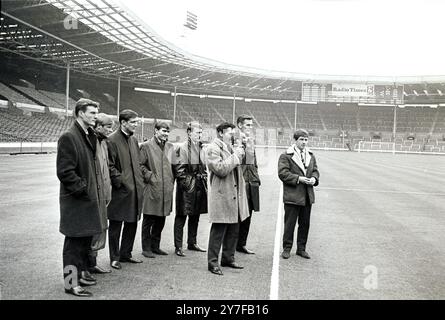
left=152, top=248, right=168, bottom=255
left=221, top=262, right=244, bottom=269
left=110, top=261, right=122, bottom=269
left=296, top=250, right=311, bottom=259
left=120, top=257, right=143, bottom=263
left=281, top=250, right=291, bottom=259
left=175, top=248, right=186, bottom=257
left=142, top=250, right=156, bottom=258
left=236, top=246, right=255, bottom=254
left=65, top=286, right=92, bottom=297
left=90, top=265, right=111, bottom=274
left=79, top=278, right=97, bottom=286
left=208, top=266, right=223, bottom=275
left=81, top=271, right=96, bottom=282
left=187, top=244, right=206, bottom=252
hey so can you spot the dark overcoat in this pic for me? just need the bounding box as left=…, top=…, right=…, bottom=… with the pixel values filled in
left=239, top=135, right=261, bottom=212
left=107, top=129, right=144, bottom=222
left=139, top=137, right=175, bottom=216
left=57, top=121, right=102, bottom=237
left=278, top=146, right=320, bottom=206
left=174, top=140, right=208, bottom=216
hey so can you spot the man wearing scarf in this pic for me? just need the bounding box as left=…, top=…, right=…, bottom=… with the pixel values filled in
left=278, top=129, right=320, bottom=260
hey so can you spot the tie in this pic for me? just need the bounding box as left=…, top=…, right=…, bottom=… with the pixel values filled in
left=300, top=151, right=307, bottom=169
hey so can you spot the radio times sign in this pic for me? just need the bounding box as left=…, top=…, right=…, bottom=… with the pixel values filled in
left=302, top=83, right=403, bottom=104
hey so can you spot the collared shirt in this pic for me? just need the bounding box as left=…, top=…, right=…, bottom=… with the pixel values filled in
left=294, top=145, right=307, bottom=168
left=76, top=119, right=89, bottom=135
left=120, top=128, right=130, bottom=139
left=154, top=135, right=165, bottom=150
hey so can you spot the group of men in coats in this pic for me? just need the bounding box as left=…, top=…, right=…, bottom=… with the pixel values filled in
left=57, top=98, right=265, bottom=297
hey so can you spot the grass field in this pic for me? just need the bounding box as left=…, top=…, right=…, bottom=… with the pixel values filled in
left=0, top=150, right=444, bottom=300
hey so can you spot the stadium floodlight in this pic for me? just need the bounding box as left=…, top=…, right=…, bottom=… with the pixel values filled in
left=401, top=104, right=438, bottom=108
left=134, top=87, right=170, bottom=94
left=250, top=98, right=276, bottom=103
left=358, top=103, right=396, bottom=107
left=176, top=93, right=201, bottom=98
left=207, top=95, right=243, bottom=100
left=297, top=101, right=317, bottom=104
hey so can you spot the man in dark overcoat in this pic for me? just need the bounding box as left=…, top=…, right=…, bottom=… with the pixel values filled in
left=235, top=115, right=261, bottom=255
left=173, top=121, right=208, bottom=257
left=140, top=121, right=175, bottom=257
left=107, top=109, right=144, bottom=269
left=278, top=129, right=320, bottom=260
left=57, top=98, right=102, bottom=297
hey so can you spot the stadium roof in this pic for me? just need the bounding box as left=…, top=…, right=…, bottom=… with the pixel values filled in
left=1, top=0, right=445, bottom=102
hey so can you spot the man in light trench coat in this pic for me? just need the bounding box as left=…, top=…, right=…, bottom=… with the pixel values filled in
left=206, top=122, right=250, bottom=276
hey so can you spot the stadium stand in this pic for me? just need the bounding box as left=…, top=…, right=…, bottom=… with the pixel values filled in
left=1, top=48, right=445, bottom=152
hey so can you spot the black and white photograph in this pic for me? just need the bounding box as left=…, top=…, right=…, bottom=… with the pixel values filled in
left=0, top=0, right=444, bottom=304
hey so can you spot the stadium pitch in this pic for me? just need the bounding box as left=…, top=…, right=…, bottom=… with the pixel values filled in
left=0, top=150, right=444, bottom=300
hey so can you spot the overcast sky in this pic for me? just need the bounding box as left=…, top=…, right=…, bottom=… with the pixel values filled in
left=118, top=0, right=445, bottom=77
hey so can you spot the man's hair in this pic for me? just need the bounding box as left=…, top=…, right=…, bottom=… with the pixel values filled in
left=95, top=113, right=113, bottom=128
left=75, top=98, right=99, bottom=117
left=293, top=129, right=309, bottom=140
left=154, top=121, right=170, bottom=131
left=119, top=109, right=138, bottom=124
left=186, top=121, right=202, bottom=133
left=236, top=114, right=253, bottom=126
left=216, top=122, right=235, bottom=134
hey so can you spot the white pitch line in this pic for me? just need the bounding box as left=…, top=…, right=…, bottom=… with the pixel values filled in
left=318, top=187, right=445, bottom=197
left=270, top=185, right=283, bottom=300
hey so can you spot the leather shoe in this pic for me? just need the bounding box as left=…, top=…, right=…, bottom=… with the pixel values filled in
left=90, top=265, right=111, bottom=274
left=281, top=250, right=290, bottom=259
left=81, top=271, right=96, bottom=282
left=79, top=278, right=97, bottom=286
left=65, top=286, right=92, bottom=297
left=120, top=257, right=143, bottom=263
left=236, top=246, right=255, bottom=254
left=187, top=244, right=206, bottom=252
left=175, top=248, right=186, bottom=257
left=110, top=261, right=122, bottom=269
left=208, top=266, right=223, bottom=275
left=296, top=250, right=311, bottom=259
left=142, top=250, right=156, bottom=258
left=152, top=248, right=168, bottom=255
left=221, top=262, right=244, bottom=269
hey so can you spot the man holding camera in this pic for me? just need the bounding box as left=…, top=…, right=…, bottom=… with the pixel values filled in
left=206, top=122, right=250, bottom=276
